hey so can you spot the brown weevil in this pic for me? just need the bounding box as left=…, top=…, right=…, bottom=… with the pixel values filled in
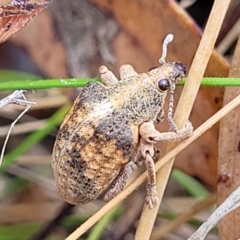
left=52, top=34, right=193, bottom=208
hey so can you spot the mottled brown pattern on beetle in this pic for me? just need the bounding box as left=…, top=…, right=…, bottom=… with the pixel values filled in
left=77, top=82, right=109, bottom=107
left=53, top=110, right=138, bottom=204
left=94, top=110, right=137, bottom=159
left=53, top=82, right=139, bottom=204
left=60, top=82, right=108, bottom=127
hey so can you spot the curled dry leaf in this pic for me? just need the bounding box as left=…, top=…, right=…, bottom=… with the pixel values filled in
left=0, top=0, right=49, bottom=44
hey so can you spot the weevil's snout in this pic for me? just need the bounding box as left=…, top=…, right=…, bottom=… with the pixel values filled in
left=174, top=62, right=186, bottom=75
left=173, top=62, right=186, bottom=76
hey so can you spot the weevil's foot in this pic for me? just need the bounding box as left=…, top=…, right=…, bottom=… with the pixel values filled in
left=178, top=120, right=193, bottom=137
left=145, top=184, right=159, bottom=209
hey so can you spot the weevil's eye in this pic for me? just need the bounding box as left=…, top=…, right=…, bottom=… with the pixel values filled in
left=148, top=66, right=158, bottom=71
left=174, top=62, right=186, bottom=75
left=158, top=79, right=170, bottom=91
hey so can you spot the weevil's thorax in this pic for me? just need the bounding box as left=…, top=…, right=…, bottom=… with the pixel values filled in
left=109, top=62, right=185, bottom=125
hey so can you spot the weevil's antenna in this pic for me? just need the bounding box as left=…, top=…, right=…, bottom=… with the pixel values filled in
left=159, top=33, right=174, bottom=64
left=159, top=33, right=178, bottom=132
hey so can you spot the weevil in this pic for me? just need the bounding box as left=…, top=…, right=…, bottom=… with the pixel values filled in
left=52, top=34, right=193, bottom=208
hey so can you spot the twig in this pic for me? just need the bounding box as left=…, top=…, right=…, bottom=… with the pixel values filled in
left=0, top=90, right=36, bottom=167
left=187, top=187, right=240, bottom=240
left=0, top=90, right=33, bottom=108
left=1, top=104, right=70, bottom=171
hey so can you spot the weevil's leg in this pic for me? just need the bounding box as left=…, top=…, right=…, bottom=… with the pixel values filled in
left=99, top=65, right=118, bottom=86
left=156, top=109, right=164, bottom=123
left=139, top=139, right=159, bottom=208
left=119, top=64, right=138, bottom=80
left=135, top=146, right=161, bottom=166
left=104, top=161, right=136, bottom=201
left=139, top=120, right=193, bottom=143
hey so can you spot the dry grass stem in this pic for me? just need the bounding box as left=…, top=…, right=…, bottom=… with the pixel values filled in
left=217, top=17, right=240, bottom=54
left=17, top=155, right=51, bottom=165
left=0, top=91, right=36, bottom=167
left=65, top=91, right=240, bottom=240
left=217, top=31, right=240, bottom=237
left=0, top=202, right=63, bottom=223
left=188, top=187, right=240, bottom=240
left=29, top=94, right=69, bottom=110
left=0, top=119, right=47, bottom=136
left=151, top=194, right=216, bottom=240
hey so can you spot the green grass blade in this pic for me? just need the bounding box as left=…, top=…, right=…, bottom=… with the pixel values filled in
left=172, top=169, right=210, bottom=199
left=87, top=206, right=120, bottom=240
left=0, top=78, right=94, bottom=91
left=1, top=77, right=240, bottom=91
left=0, top=222, right=42, bottom=240
left=179, top=77, right=240, bottom=87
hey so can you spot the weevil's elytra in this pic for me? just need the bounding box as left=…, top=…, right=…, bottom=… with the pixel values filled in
left=52, top=34, right=193, bottom=208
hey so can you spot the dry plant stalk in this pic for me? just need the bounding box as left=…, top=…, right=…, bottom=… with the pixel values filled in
left=217, top=33, right=240, bottom=238
left=64, top=92, right=240, bottom=240
left=0, top=90, right=36, bottom=166
left=135, top=0, right=231, bottom=239
left=188, top=186, right=240, bottom=240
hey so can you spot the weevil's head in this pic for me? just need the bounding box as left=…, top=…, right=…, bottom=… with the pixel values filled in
left=147, top=61, right=186, bottom=93
left=147, top=34, right=186, bottom=94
